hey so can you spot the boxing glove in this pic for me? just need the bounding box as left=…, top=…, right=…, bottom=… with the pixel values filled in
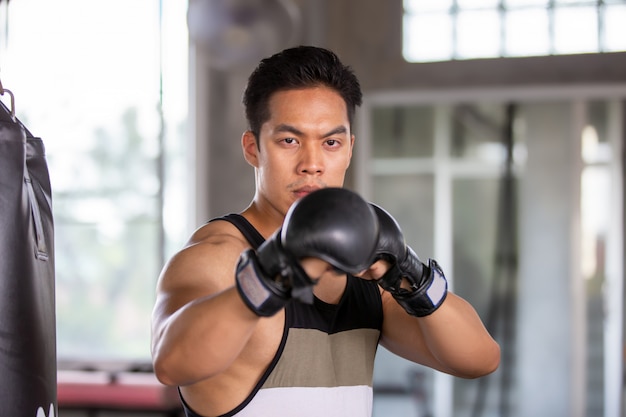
left=236, top=188, right=379, bottom=317
left=371, top=203, right=448, bottom=317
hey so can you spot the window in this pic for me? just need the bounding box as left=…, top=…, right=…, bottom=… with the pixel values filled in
left=1, top=0, right=189, bottom=364
left=403, top=0, right=626, bottom=62
left=358, top=88, right=625, bottom=416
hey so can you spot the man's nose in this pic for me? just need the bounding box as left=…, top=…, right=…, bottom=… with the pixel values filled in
left=298, top=143, right=323, bottom=174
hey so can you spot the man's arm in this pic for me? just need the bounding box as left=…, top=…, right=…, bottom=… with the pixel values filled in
left=151, top=224, right=262, bottom=387
left=380, top=290, right=500, bottom=378
left=151, top=188, right=381, bottom=387
left=368, top=204, right=500, bottom=379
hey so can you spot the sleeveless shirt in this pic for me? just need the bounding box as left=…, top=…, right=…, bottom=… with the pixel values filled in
left=180, top=214, right=383, bottom=417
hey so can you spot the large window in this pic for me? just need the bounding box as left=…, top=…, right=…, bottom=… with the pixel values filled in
left=403, top=0, right=626, bottom=62
left=1, top=0, right=189, bottom=364
left=357, top=87, right=625, bottom=417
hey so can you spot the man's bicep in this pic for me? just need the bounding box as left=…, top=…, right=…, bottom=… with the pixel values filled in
left=157, top=238, right=246, bottom=309
left=152, top=236, right=248, bottom=337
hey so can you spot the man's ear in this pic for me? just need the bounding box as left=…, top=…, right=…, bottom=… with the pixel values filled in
left=242, top=131, right=259, bottom=168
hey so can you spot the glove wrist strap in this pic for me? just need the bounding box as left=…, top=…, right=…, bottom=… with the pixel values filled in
left=235, top=249, right=289, bottom=317
left=387, top=258, right=448, bottom=317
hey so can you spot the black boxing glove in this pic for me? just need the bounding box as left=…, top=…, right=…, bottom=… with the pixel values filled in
left=236, top=188, right=379, bottom=317
left=371, top=203, right=448, bottom=317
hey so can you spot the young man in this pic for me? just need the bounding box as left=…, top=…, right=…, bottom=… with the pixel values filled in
left=151, top=46, right=500, bottom=417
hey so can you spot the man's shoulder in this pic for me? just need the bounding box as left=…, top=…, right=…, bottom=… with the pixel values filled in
left=160, top=219, right=252, bottom=277
left=157, top=218, right=252, bottom=293
left=187, top=216, right=250, bottom=248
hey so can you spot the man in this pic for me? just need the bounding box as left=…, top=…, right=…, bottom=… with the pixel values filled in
left=151, top=46, right=500, bottom=417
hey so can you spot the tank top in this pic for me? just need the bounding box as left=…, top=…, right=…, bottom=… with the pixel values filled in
left=180, top=214, right=383, bottom=417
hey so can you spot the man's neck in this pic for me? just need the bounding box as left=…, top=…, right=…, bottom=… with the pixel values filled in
left=240, top=201, right=284, bottom=240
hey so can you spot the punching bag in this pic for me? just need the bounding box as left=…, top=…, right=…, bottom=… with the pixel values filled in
left=0, top=97, right=57, bottom=416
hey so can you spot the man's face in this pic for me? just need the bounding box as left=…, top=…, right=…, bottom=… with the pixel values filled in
left=243, top=86, right=354, bottom=216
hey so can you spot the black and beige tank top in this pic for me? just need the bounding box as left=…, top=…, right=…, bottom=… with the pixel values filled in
left=180, top=214, right=383, bottom=417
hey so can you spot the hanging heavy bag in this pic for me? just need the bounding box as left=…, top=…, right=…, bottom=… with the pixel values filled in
left=0, top=97, right=57, bottom=417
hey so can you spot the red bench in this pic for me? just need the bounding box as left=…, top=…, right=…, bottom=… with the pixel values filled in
left=57, top=370, right=181, bottom=416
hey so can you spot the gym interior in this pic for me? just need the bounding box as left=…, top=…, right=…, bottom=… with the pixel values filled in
left=0, top=0, right=624, bottom=416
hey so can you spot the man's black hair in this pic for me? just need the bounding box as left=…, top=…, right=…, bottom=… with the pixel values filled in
left=242, top=45, right=363, bottom=139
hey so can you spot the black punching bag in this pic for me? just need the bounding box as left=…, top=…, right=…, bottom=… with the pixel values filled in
left=0, top=98, right=57, bottom=417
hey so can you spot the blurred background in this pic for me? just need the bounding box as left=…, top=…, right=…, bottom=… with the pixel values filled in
left=0, top=0, right=624, bottom=416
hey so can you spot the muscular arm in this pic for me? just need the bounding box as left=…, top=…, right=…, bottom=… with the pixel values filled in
left=150, top=223, right=262, bottom=387
left=367, top=204, right=500, bottom=378
left=150, top=220, right=346, bottom=388
left=380, top=289, right=500, bottom=379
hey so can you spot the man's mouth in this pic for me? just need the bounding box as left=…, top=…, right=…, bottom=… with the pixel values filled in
left=292, top=185, right=322, bottom=198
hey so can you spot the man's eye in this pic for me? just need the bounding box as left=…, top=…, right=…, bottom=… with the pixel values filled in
left=283, top=138, right=296, bottom=144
